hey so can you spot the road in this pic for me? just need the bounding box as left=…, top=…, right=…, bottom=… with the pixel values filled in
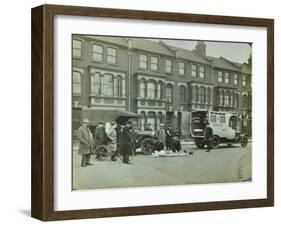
left=72, top=143, right=252, bottom=190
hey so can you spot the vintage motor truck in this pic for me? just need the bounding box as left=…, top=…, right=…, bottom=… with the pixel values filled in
left=190, top=110, right=248, bottom=149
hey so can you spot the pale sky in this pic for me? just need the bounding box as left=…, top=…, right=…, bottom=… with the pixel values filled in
left=149, top=38, right=252, bottom=64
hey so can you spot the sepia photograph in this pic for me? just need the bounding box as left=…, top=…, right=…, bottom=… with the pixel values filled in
left=72, top=35, right=252, bottom=190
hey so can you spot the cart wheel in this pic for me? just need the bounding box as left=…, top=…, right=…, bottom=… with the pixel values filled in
left=141, top=138, right=156, bottom=155
left=240, top=136, right=248, bottom=147
left=211, top=136, right=220, bottom=149
left=195, top=140, right=205, bottom=149
left=95, top=145, right=108, bottom=161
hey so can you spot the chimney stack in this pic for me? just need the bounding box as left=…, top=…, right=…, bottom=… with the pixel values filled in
left=195, top=41, right=206, bottom=57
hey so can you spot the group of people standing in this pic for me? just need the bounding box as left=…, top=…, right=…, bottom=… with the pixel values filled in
left=155, top=124, right=182, bottom=153
left=76, top=119, right=135, bottom=167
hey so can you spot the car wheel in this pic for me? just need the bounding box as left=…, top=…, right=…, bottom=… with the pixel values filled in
left=240, top=136, right=248, bottom=147
left=141, top=138, right=156, bottom=155
left=211, top=136, right=220, bottom=149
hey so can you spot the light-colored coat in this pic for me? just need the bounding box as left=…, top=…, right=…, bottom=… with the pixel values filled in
left=107, top=128, right=117, bottom=152
left=156, top=128, right=166, bottom=144
left=77, top=125, right=93, bottom=155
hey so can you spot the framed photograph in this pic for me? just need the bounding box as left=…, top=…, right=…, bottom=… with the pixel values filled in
left=31, top=4, right=274, bottom=221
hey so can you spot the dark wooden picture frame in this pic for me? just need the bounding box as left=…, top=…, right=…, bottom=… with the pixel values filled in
left=31, top=4, right=274, bottom=221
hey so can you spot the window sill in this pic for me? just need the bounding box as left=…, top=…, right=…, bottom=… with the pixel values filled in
left=92, top=60, right=103, bottom=63
left=89, top=94, right=126, bottom=99
left=107, top=62, right=118, bottom=66
left=73, top=56, right=82, bottom=60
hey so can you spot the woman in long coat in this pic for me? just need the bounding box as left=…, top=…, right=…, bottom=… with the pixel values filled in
left=106, top=122, right=118, bottom=161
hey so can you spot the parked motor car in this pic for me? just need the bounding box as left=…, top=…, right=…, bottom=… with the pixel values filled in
left=81, top=108, right=157, bottom=155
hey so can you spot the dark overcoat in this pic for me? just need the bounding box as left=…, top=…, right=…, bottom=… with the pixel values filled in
left=204, top=127, right=213, bottom=141
left=94, top=126, right=106, bottom=147
left=120, top=126, right=133, bottom=154
left=77, top=125, right=93, bottom=155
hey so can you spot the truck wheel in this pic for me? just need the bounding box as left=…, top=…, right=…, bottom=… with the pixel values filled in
left=141, top=138, right=156, bottom=155
left=240, top=136, right=248, bottom=147
left=211, top=136, right=220, bottom=149
left=195, top=140, right=205, bottom=149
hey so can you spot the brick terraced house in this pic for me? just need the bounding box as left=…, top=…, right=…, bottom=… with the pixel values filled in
left=72, top=35, right=252, bottom=138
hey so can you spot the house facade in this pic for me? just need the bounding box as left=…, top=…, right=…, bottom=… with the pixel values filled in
left=72, top=35, right=252, bottom=137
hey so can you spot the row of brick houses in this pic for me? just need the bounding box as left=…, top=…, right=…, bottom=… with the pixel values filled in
left=72, top=35, right=252, bottom=137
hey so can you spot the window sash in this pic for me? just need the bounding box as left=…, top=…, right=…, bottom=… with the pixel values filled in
left=220, top=91, right=224, bottom=105
left=73, top=39, right=81, bottom=49
left=242, top=75, right=247, bottom=86
left=218, top=72, right=223, bottom=82
left=180, top=86, right=185, bottom=102
left=225, top=92, right=230, bottom=106
left=157, top=83, right=162, bottom=99
left=73, top=49, right=81, bottom=57
left=199, top=66, right=205, bottom=78
left=91, top=73, right=101, bottom=95
left=200, top=87, right=205, bottom=104
left=73, top=84, right=81, bottom=94
left=73, top=40, right=82, bottom=57
left=151, top=57, right=158, bottom=71
left=140, top=80, right=146, bottom=97
left=225, top=73, right=230, bottom=83
left=139, top=54, right=148, bottom=69
left=107, top=48, right=117, bottom=64
left=206, top=88, right=211, bottom=104
left=147, top=82, right=156, bottom=98
left=234, top=74, right=238, bottom=84
left=93, top=44, right=103, bottom=61
left=117, top=76, right=122, bottom=97
left=191, top=65, right=197, bottom=77
left=103, top=74, right=113, bottom=96
left=243, top=95, right=248, bottom=108
left=179, top=62, right=185, bottom=75
left=73, top=71, right=81, bottom=94
left=165, top=59, right=172, bottom=73
left=166, top=86, right=172, bottom=100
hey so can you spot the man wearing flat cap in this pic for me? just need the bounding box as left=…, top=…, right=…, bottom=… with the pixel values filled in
left=77, top=119, right=94, bottom=167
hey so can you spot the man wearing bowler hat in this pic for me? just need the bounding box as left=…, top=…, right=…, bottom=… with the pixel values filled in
left=77, top=119, right=94, bottom=167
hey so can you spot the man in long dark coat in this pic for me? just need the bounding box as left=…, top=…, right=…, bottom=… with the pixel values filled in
left=94, top=121, right=106, bottom=147
left=77, top=119, right=94, bottom=167
left=165, top=127, right=173, bottom=150
left=204, top=124, right=213, bottom=152
left=120, top=120, right=134, bottom=164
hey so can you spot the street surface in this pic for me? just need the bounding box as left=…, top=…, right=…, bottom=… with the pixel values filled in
left=72, top=143, right=252, bottom=190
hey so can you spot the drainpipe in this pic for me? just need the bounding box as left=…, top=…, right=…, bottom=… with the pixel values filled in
left=211, top=64, right=214, bottom=111
left=128, top=39, right=132, bottom=112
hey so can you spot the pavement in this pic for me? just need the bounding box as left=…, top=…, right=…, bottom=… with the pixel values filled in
left=72, top=143, right=252, bottom=190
